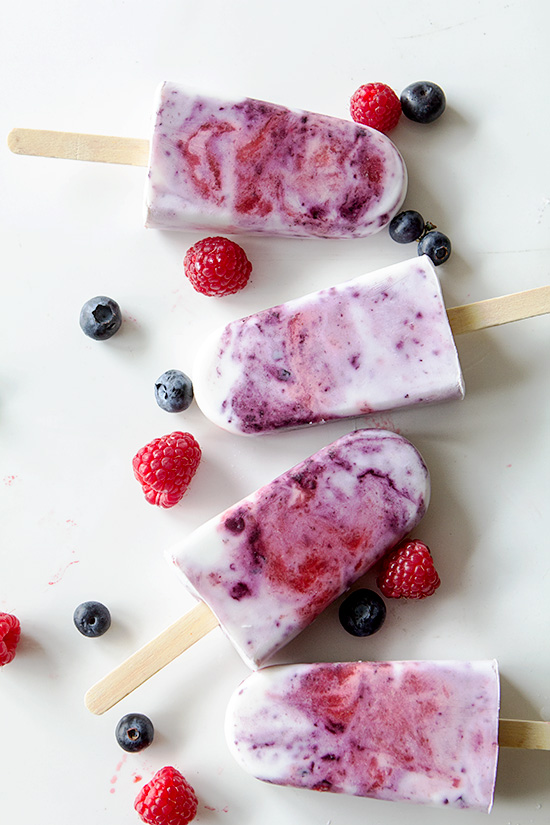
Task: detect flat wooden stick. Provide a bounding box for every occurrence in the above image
[499,718,550,750]
[448,286,550,335]
[8,128,149,166]
[85,601,219,715]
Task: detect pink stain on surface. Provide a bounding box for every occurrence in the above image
[366,415,399,433]
[48,552,80,586]
[109,754,128,794]
[4,475,17,486]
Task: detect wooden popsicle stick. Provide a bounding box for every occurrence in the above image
[499,718,550,750]
[7,128,150,166]
[84,601,219,715]
[448,286,550,335]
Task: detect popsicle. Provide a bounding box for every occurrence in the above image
[226,660,550,812]
[85,428,429,713]
[8,83,407,239]
[193,255,550,435]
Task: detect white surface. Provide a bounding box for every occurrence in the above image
[1,1,549,823]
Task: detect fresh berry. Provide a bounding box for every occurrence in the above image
[377,539,441,599]
[0,612,21,665]
[418,229,452,265]
[155,370,194,413]
[133,431,201,508]
[79,296,122,340]
[115,713,154,753]
[135,766,198,825]
[350,83,402,133]
[184,236,252,297]
[400,81,446,124]
[73,601,111,637]
[389,210,425,243]
[338,589,386,637]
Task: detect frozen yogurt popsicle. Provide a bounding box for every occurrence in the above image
[144,82,407,237]
[226,660,500,812]
[9,84,406,237]
[85,428,429,714]
[168,428,429,668]
[193,255,464,435]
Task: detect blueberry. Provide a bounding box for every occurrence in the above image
[115,713,154,753]
[338,589,386,637]
[418,230,452,266]
[154,369,194,413]
[73,601,111,637]
[389,210,425,243]
[79,296,122,340]
[400,81,446,124]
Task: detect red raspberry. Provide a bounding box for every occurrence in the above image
[133,432,201,509]
[184,236,252,296]
[350,83,402,133]
[135,766,198,825]
[0,612,21,665]
[377,539,441,599]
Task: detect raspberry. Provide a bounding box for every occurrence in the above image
[377,539,441,599]
[133,432,201,509]
[135,766,198,825]
[350,83,402,133]
[184,236,252,296]
[0,612,21,665]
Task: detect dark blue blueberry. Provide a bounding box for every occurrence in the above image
[154,369,194,413]
[338,589,386,637]
[389,210,425,243]
[73,601,111,637]
[115,713,154,752]
[400,81,446,124]
[79,296,122,340]
[418,230,452,266]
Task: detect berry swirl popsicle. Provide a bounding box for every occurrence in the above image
[167,427,429,669]
[9,83,407,239]
[144,82,407,238]
[226,660,500,811]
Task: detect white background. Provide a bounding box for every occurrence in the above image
[1,1,549,823]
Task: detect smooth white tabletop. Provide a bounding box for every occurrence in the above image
[2,1,549,823]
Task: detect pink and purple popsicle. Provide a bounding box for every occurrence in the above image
[145,82,407,238]
[167,428,429,668]
[226,659,500,812]
[193,255,464,435]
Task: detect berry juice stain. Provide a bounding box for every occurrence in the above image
[47,551,79,586]
[109,754,127,794]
